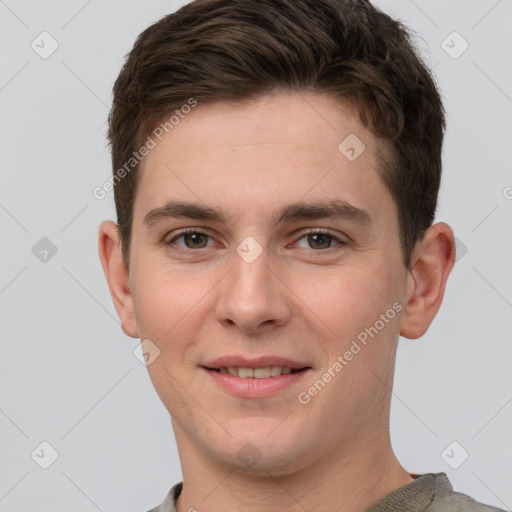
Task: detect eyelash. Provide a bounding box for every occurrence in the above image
[165,228,347,252]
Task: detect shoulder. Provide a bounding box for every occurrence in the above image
[145,482,183,512]
[426,473,506,512]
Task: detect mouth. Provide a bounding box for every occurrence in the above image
[200,356,313,397]
[203,366,311,378]
[202,364,312,398]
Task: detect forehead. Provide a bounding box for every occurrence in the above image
[134,92,396,230]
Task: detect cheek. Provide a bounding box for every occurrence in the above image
[132,267,211,404]
[132,263,211,345]
[292,263,397,339]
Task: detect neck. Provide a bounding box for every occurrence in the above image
[172,420,414,512]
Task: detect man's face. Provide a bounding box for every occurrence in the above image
[127,93,410,473]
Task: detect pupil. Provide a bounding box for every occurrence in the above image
[309,233,330,249]
[185,233,207,248]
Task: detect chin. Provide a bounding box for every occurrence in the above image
[207,425,311,474]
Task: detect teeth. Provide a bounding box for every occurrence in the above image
[270,366,282,377]
[217,366,299,378]
[238,367,254,378]
[254,367,270,378]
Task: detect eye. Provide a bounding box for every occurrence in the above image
[164,228,346,252]
[293,230,346,250]
[166,229,215,250]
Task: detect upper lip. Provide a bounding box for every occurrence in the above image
[202,355,312,370]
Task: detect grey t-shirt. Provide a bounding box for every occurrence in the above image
[147,472,506,512]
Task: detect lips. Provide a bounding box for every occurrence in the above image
[204,363,312,398]
[201,355,312,397]
[202,355,312,371]
[212,366,305,378]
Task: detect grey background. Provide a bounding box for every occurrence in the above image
[0,0,511,510]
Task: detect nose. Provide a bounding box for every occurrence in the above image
[215,243,292,334]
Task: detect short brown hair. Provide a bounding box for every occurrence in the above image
[108,0,445,269]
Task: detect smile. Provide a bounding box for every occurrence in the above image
[212,366,306,378]
[203,366,311,398]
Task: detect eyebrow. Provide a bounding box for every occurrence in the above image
[143,199,372,228]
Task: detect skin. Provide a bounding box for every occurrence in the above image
[99,92,455,512]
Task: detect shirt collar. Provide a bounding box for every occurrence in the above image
[365,473,451,511]
[155,472,452,512]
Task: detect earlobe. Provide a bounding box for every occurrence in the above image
[98,220,139,338]
[399,222,456,340]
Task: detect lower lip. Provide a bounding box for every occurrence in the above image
[203,367,311,398]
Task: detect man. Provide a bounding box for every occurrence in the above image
[98,0,505,510]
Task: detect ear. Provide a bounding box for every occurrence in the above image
[400,222,456,339]
[98,220,139,338]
